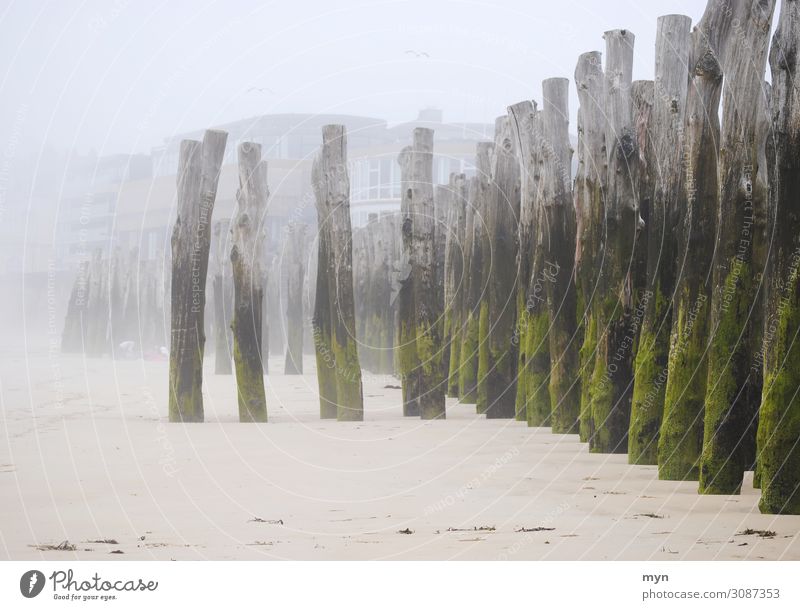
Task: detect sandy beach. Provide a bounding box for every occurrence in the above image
[1,350,798,561]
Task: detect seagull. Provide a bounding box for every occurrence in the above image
[247,86,276,95]
[404,50,430,58]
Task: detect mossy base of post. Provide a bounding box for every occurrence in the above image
[578,313,596,441]
[699,260,754,495]
[476,301,489,414]
[628,293,670,464]
[658,289,710,480]
[526,308,551,427]
[168,345,205,423]
[588,296,632,454]
[458,311,480,404]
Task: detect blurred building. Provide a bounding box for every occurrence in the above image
[47,109,494,270]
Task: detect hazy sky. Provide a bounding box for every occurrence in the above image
[1,0,710,157]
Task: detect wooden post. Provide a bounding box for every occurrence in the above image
[757,0,800,513]
[573,51,606,441]
[541,78,580,433]
[658,2,726,480]
[588,29,639,453]
[435,184,451,379]
[700,0,776,494]
[62,260,90,353]
[231,142,268,423]
[509,102,552,427]
[108,247,126,355]
[748,81,772,484]
[283,221,306,374]
[353,222,370,370]
[397,146,420,415]
[121,248,140,347]
[261,250,274,374]
[212,219,233,374]
[480,117,520,419]
[169,129,227,422]
[630,81,653,313]
[629,15,692,465]
[312,125,364,421]
[410,127,445,419]
[458,143,493,404]
[376,213,394,374]
[312,201,338,418]
[509,102,538,422]
[445,173,467,396]
[85,249,109,356]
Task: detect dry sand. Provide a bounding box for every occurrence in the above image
[1,350,799,560]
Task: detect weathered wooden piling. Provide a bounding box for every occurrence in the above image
[757,0,800,514]
[573,51,606,442]
[588,29,638,453]
[434,184,449,379]
[85,248,109,357]
[283,221,306,375]
[397,145,420,415]
[658,2,726,480]
[168,129,227,423]
[62,260,90,353]
[541,77,580,433]
[700,0,776,495]
[630,81,653,312]
[508,101,538,422]
[212,219,233,374]
[629,15,692,465]
[409,128,446,419]
[312,125,364,421]
[479,117,520,419]
[445,173,467,397]
[312,210,338,418]
[231,142,268,423]
[509,102,552,427]
[458,143,493,404]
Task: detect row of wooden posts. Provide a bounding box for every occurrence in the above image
[164,0,798,515]
[351,0,798,515]
[61,247,167,356]
[168,134,324,424]
[209,216,311,377]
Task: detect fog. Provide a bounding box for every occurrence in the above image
[1,0,705,156]
[0,0,706,348]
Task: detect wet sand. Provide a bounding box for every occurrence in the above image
[1,351,798,560]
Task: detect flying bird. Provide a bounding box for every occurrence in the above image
[247,86,276,95]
